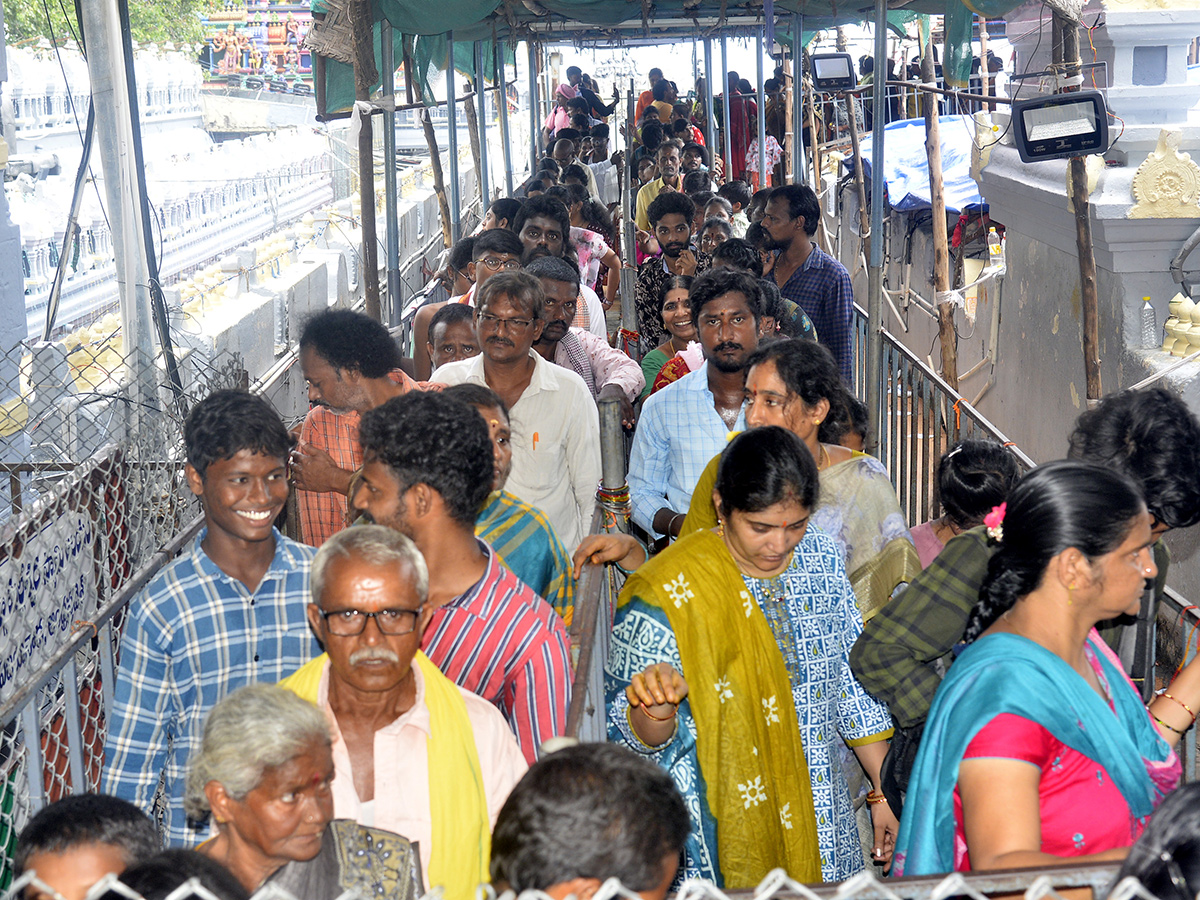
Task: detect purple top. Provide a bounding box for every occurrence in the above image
[910,520,946,569]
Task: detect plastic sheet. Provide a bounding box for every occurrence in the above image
[856,115,985,215]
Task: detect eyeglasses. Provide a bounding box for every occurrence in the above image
[318,605,424,636]
[478,257,521,272]
[478,313,534,331]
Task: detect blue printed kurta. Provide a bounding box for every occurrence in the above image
[605,527,893,883]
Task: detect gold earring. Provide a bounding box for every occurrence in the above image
[717,520,725,537]
[1067,582,1075,605]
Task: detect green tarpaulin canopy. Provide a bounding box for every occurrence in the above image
[314,0,1026,117]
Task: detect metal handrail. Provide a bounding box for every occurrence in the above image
[1154,586,1199,781]
[724,860,1123,900]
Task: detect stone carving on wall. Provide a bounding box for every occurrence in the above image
[1128,128,1200,219]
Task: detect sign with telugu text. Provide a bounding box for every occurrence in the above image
[0,510,99,706]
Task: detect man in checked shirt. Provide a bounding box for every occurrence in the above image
[103,390,319,845]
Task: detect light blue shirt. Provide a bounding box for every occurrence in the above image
[628,361,746,536]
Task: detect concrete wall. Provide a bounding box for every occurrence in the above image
[833,138,1200,598]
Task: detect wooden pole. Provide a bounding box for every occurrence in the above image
[405,42,453,249]
[923,31,957,388]
[349,0,381,320]
[804,70,821,192]
[1059,13,1102,403]
[978,18,992,112]
[463,83,483,204]
[844,90,870,239]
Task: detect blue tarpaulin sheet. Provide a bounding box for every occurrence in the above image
[856,115,984,215]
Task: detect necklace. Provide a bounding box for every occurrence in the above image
[717,405,740,429]
[817,443,830,471]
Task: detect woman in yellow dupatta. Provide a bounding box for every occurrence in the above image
[604,427,897,888]
[682,339,921,622]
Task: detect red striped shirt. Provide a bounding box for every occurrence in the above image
[421,541,573,762]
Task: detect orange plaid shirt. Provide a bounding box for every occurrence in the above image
[296,370,433,546]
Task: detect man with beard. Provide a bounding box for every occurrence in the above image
[350,392,572,764]
[293,309,432,546]
[513,195,606,339]
[628,268,759,541]
[525,255,643,428]
[634,139,685,232]
[431,271,600,552]
[633,191,711,347]
[762,184,854,383]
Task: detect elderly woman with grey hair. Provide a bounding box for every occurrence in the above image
[186,684,421,899]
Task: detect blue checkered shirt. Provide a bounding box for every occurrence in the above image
[771,245,855,383]
[629,362,746,536]
[103,529,319,845]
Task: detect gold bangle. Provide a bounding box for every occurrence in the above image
[1153,714,1187,737]
[866,790,888,805]
[639,704,678,722]
[1161,691,1197,723]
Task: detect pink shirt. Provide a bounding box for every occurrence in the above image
[553,327,646,402]
[314,660,528,881]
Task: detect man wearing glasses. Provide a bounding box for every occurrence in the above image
[352,391,573,762]
[283,523,528,892]
[411,229,522,380]
[432,271,601,553]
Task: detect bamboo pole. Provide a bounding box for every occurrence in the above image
[978,18,992,113]
[844,90,870,238]
[405,42,453,248]
[349,0,381,320]
[1059,14,1102,404]
[922,30,957,388]
[463,84,483,202]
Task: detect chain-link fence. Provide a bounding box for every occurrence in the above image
[0,338,248,887]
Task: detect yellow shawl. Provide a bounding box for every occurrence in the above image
[279,652,489,900]
[620,529,822,886]
[682,450,921,621]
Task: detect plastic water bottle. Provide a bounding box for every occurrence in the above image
[1141,297,1157,349]
[987,226,1005,274]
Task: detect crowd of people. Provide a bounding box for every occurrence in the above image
[15,62,1200,900]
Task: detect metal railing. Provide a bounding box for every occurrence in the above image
[1155,586,1200,782]
[851,303,1036,528]
[5,857,1170,900]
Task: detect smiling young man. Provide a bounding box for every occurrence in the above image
[104,390,320,847]
[628,268,760,542]
[633,191,712,348]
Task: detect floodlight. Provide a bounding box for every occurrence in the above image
[810,54,857,92]
[1011,90,1109,163]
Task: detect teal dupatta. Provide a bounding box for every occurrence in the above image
[893,631,1179,876]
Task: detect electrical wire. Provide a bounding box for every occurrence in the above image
[972,0,1050,152]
